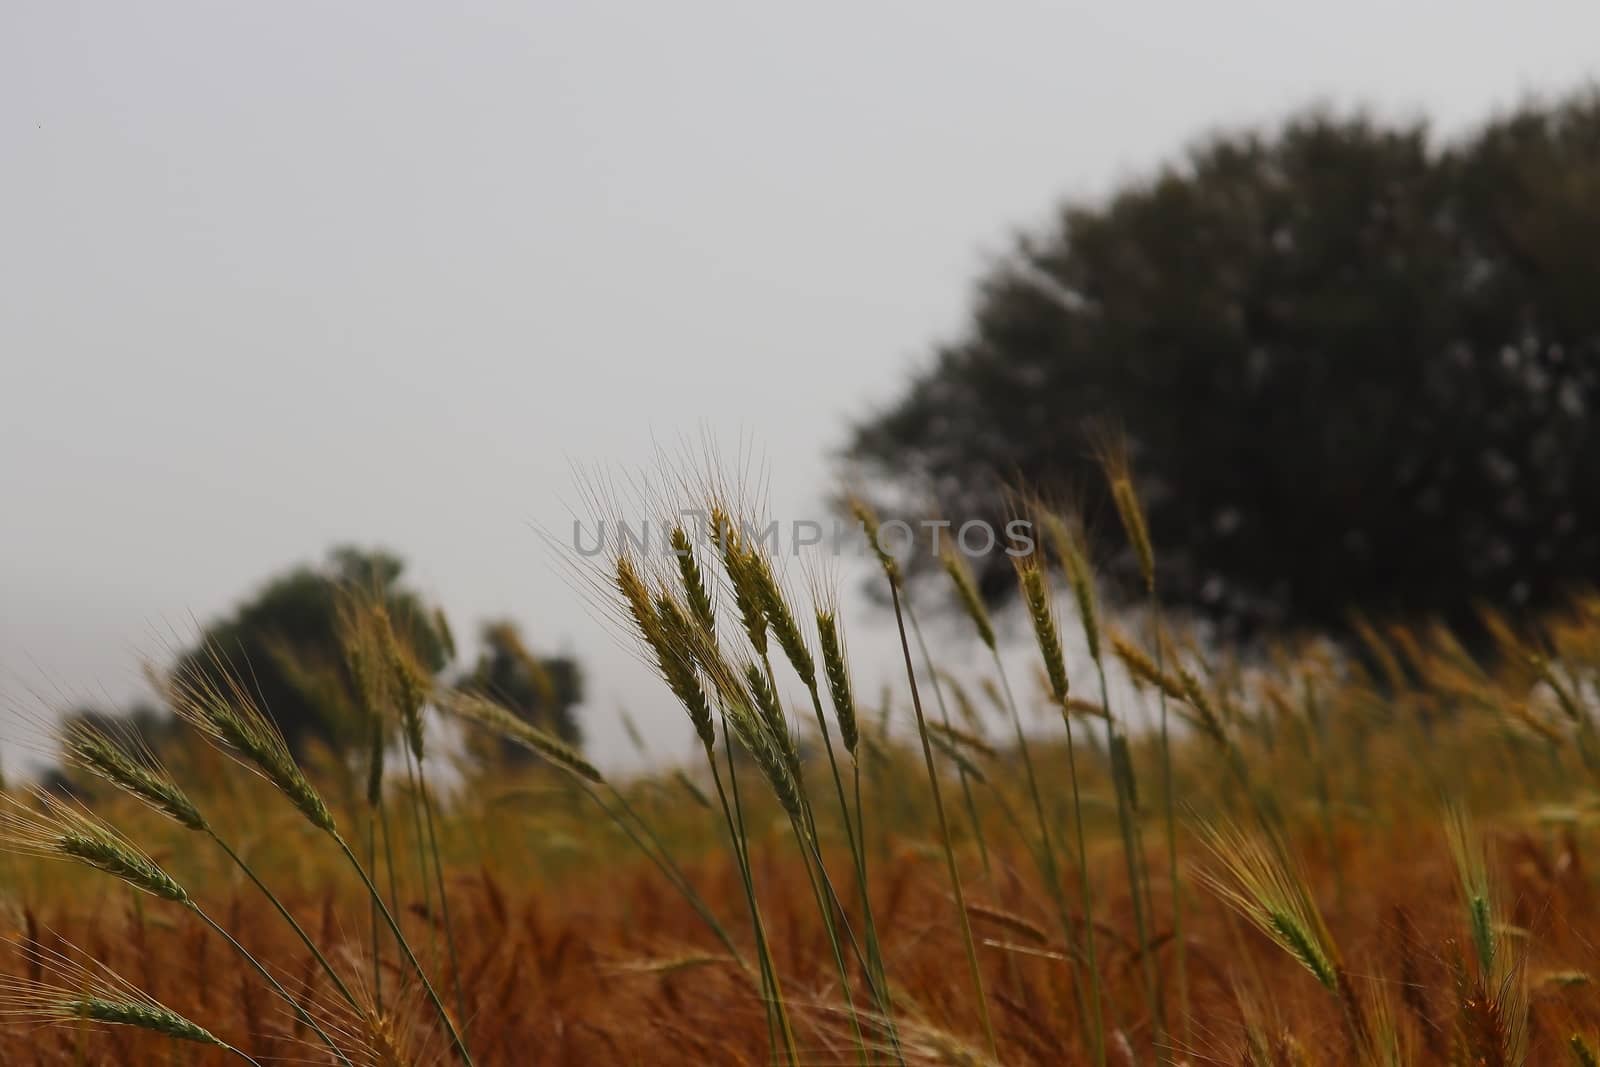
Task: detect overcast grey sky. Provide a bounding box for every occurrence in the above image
[4,1,1597,772]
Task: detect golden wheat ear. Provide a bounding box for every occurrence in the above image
[1038,507,1102,664]
[1014,555,1070,705]
[847,494,901,584]
[1091,429,1157,592]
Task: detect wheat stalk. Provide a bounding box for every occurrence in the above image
[61,721,206,832]
[816,611,859,756]
[670,524,719,638]
[169,660,336,833]
[616,555,716,750]
[0,791,188,903]
[59,720,363,1017]
[854,495,998,1060]
[0,791,357,1063]
[167,648,471,1063]
[0,936,270,1063]
[941,548,996,652]
[1198,817,1370,1056]
[1038,505,1167,1056]
[1014,553,1106,1064]
[440,691,601,782]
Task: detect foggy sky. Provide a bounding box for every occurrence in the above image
[4,1,1597,772]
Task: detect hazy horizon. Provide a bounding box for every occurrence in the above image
[5,1,1599,774]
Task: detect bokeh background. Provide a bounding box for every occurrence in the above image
[5,1,1599,774]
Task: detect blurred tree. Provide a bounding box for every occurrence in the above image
[846,91,1600,632]
[50,702,181,795]
[457,620,584,765]
[61,703,177,751]
[169,546,448,757]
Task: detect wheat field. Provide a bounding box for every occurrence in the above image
[4,467,1600,1066]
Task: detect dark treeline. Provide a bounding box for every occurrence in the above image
[848,89,1600,636]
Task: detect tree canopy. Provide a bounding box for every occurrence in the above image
[846,91,1600,632]
[163,547,586,766]
[168,546,450,757]
[457,619,584,765]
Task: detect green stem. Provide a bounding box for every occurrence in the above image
[888,580,998,1059]
[993,648,1105,1066]
[329,831,474,1065]
[189,904,354,1066]
[377,791,401,947]
[1149,598,1189,1050]
[207,831,359,1012]
[402,752,437,974]
[851,761,888,997]
[789,818,869,1065]
[756,654,876,1060]
[1305,680,1345,912]
[1096,655,1166,1059]
[595,780,747,967]
[709,738,797,1065]
[417,765,469,1042]
[1056,696,1105,1067]
[799,682,903,1061]
[755,653,883,993]
[906,607,991,879]
[366,804,382,1014]
[851,757,904,1064]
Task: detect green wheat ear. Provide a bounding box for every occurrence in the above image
[725,701,804,821]
[0,792,188,903]
[1094,435,1156,592]
[62,722,207,832]
[709,509,770,655]
[1267,910,1339,992]
[70,997,224,1046]
[651,593,718,749]
[746,551,816,687]
[441,691,603,783]
[670,525,718,639]
[59,831,189,903]
[169,661,336,834]
[1198,819,1345,995]
[815,610,858,755]
[1,935,223,1045]
[941,547,995,651]
[379,611,430,761]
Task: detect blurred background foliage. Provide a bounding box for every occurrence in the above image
[847,90,1600,636]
